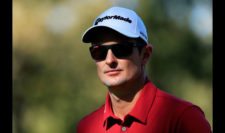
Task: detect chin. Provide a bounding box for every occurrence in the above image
[102,77,128,88]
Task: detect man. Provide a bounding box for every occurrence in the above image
[77,6,211,133]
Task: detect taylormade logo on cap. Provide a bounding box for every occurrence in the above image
[82,6,149,44]
[94,15,132,25]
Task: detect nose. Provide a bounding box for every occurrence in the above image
[105,49,118,68]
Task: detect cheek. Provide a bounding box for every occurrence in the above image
[126,50,143,70]
[96,63,102,73]
[96,62,105,78]
[123,60,142,77]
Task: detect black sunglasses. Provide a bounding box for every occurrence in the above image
[89,42,145,61]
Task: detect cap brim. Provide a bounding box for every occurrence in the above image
[82,25,139,43]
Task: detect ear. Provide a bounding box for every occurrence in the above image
[141,44,152,66]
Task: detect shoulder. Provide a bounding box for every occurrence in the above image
[76,104,105,133]
[154,88,205,121]
[155,89,211,132]
[155,89,195,110]
[175,105,212,132]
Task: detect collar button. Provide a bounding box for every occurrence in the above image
[121,126,127,132]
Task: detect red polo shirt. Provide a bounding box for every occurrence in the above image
[77,80,211,133]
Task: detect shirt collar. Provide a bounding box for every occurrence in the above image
[103,80,157,125]
[128,80,157,123]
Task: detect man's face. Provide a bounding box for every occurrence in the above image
[90,33,148,89]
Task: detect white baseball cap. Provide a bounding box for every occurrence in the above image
[82,6,149,44]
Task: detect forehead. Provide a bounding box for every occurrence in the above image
[91,28,136,44]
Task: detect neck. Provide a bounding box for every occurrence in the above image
[108,75,147,120]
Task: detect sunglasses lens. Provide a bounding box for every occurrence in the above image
[89,46,107,60]
[112,45,133,58]
[89,43,138,60]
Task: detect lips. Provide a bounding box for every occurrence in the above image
[104,69,122,76]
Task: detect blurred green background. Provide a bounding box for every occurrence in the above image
[13,0,212,132]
